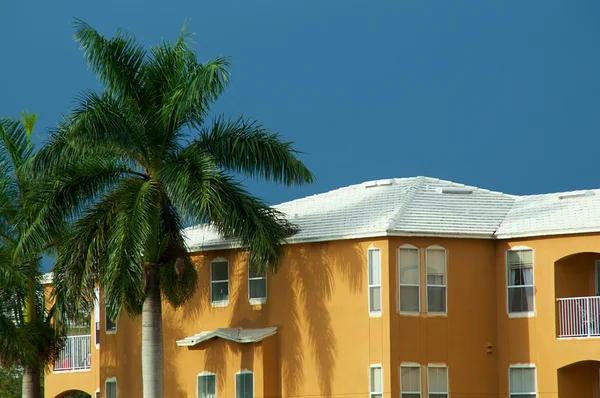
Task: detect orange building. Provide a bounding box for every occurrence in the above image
[44,177,600,398]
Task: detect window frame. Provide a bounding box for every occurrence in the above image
[210,258,230,307]
[427,364,449,398]
[234,370,254,398]
[425,246,447,315]
[248,262,267,305]
[506,247,535,317]
[197,371,217,398]
[398,245,420,315]
[368,248,383,317]
[369,364,383,398]
[105,377,117,398]
[400,363,422,398]
[508,364,537,397]
[104,306,117,334]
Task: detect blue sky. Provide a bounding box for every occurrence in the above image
[2,1,600,204]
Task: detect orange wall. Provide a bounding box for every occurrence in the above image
[388,237,498,398]
[496,234,600,398]
[44,232,600,398]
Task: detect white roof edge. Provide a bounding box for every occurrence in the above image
[41,272,53,284]
[496,226,600,240]
[187,230,497,253]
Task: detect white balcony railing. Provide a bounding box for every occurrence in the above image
[54,335,91,371]
[557,296,600,338]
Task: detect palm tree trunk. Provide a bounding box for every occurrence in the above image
[22,366,41,398]
[22,275,41,398]
[142,263,164,398]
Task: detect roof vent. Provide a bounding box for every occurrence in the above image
[436,187,474,194]
[377,179,394,186]
[558,191,595,200]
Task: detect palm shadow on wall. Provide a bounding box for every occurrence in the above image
[201,241,366,397]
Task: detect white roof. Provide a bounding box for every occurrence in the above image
[176,327,277,347]
[184,177,520,251]
[495,189,600,239]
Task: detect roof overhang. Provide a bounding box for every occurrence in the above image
[176,327,277,347]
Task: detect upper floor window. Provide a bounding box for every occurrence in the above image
[507,249,534,315]
[428,365,448,398]
[368,248,382,315]
[198,372,216,398]
[400,364,421,398]
[509,366,536,397]
[211,258,229,306]
[248,262,267,304]
[235,371,254,398]
[398,246,420,313]
[426,247,447,313]
[105,306,117,333]
[105,378,117,398]
[370,365,383,398]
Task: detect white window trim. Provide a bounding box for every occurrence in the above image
[105,306,117,335]
[234,370,254,398]
[248,262,267,305]
[369,364,383,398]
[508,364,537,397]
[506,247,535,318]
[368,248,382,317]
[95,388,100,398]
[105,377,117,398]
[197,371,217,398]
[398,245,420,315]
[210,258,230,307]
[427,364,449,397]
[400,363,422,398]
[426,246,447,315]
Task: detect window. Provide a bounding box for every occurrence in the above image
[105,378,117,398]
[370,365,383,398]
[399,246,420,313]
[426,247,446,313]
[235,371,253,398]
[105,306,117,333]
[248,262,267,304]
[400,365,421,398]
[368,248,382,315]
[509,366,536,397]
[428,366,448,398]
[507,249,534,314]
[198,373,216,398]
[211,259,229,305]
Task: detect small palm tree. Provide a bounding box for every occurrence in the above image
[28,21,313,398]
[0,114,62,398]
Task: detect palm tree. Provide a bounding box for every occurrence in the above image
[27,21,313,398]
[0,114,62,398]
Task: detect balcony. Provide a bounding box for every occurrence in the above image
[557,296,600,338]
[54,335,92,372]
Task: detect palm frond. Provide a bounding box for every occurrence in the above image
[196,115,314,186]
[159,148,296,269]
[16,154,139,259]
[0,117,33,174]
[73,18,146,103]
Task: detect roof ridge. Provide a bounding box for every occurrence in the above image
[384,177,426,231]
[272,177,421,208]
